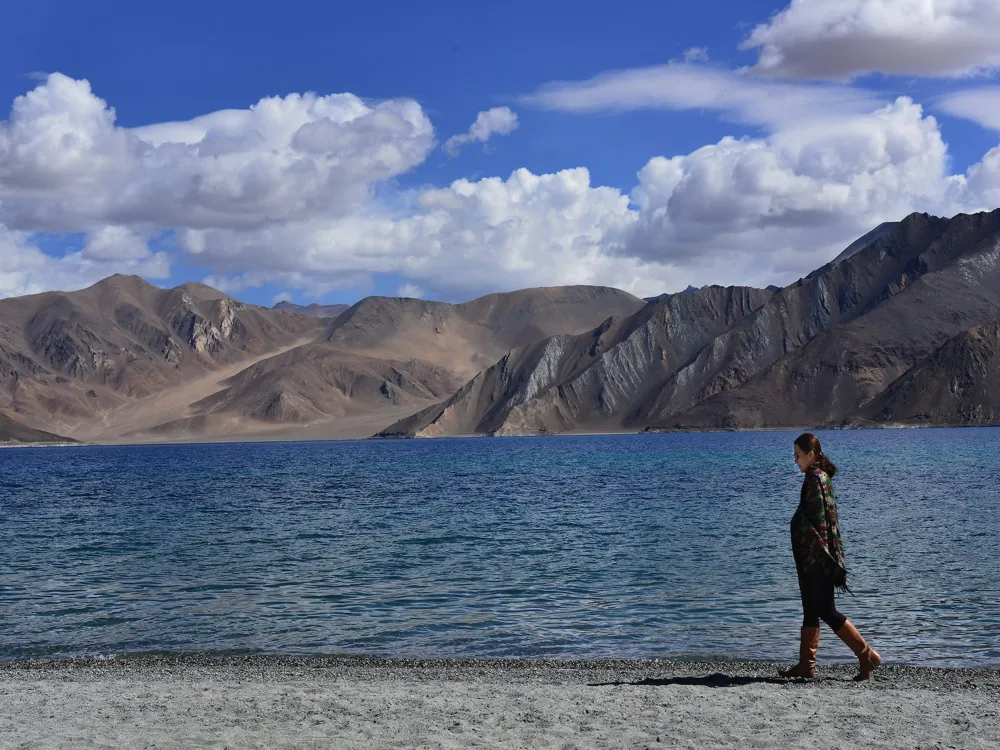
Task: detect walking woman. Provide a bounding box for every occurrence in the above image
[779,433,881,681]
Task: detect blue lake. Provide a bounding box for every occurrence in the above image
[1,429,997,666]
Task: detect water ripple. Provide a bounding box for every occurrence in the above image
[1,429,998,665]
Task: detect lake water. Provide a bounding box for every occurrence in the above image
[1,429,998,666]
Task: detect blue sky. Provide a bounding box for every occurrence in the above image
[2,0,1000,306]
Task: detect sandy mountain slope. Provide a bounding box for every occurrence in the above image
[0,412,77,445]
[0,275,323,439]
[326,286,647,379]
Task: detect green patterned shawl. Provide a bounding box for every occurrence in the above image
[791,465,850,592]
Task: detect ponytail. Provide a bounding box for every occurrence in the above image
[816,453,837,478]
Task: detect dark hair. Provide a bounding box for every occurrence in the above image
[794,432,837,477]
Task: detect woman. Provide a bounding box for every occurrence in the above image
[778,433,881,681]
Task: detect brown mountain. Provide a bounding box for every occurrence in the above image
[0,279,646,442]
[326,286,647,378]
[0,275,323,440]
[380,209,1000,437]
[379,286,774,437]
[0,412,77,445]
[128,285,647,440]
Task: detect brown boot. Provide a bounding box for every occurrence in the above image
[778,626,820,678]
[835,619,881,681]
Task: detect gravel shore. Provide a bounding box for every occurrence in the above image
[2,656,998,748]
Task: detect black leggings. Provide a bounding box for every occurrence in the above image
[798,569,847,631]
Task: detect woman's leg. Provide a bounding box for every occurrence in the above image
[779,572,821,678]
[803,570,881,680]
[798,572,822,629]
[805,571,847,633]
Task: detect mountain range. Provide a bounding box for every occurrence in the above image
[379,209,1000,437]
[2,209,999,445]
[0,277,643,443]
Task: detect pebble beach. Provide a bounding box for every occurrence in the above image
[2,656,998,749]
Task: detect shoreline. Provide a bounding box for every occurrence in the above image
[3,656,997,748]
[3,654,1000,681]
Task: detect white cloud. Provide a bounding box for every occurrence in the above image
[0,225,171,299]
[957,145,1000,211]
[397,282,425,298]
[443,107,519,157]
[3,70,1000,306]
[683,47,709,63]
[271,291,293,305]
[522,63,882,130]
[174,168,680,299]
[0,73,136,191]
[626,98,955,273]
[0,73,434,232]
[742,0,1000,80]
[82,225,151,261]
[936,87,1000,132]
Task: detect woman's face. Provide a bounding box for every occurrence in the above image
[793,444,814,473]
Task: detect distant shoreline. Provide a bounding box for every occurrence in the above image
[4,421,1000,449]
[0,441,84,449]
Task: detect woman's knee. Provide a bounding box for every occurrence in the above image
[821,610,847,632]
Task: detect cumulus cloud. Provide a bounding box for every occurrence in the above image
[0,73,434,232]
[627,97,957,274]
[742,0,1000,80]
[82,225,151,261]
[522,63,882,130]
[271,291,293,305]
[0,225,170,299]
[443,107,519,157]
[958,146,1000,211]
[174,167,678,299]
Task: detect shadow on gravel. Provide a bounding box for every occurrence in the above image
[588,673,789,688]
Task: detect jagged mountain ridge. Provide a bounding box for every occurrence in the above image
[380,286,775,437]
[381,210,1000,437]
[657,209,1000,428]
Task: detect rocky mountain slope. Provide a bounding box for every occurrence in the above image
[379,286,775,437]
[853,323,1000,426]
[326,286,647,379]
[380,210,1000,437]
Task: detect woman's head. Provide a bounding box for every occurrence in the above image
[793,433,837,477]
